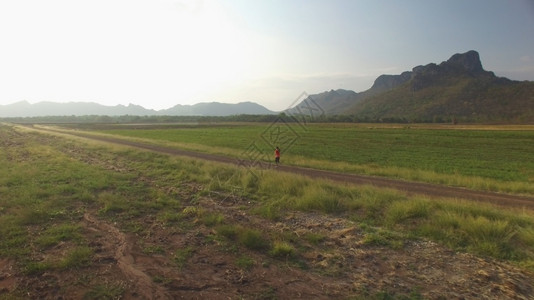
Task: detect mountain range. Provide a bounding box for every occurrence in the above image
[293,50,534,122]
[2,50,533,122]
[0,101,275,118]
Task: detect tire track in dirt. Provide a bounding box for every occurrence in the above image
[38,127,534,210]
[83,213,171,299]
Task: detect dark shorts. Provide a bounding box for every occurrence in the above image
[275,157,280,163]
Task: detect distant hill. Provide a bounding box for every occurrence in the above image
[288,72,414,116]
[0,101,276,118]
[292,50,534,123]
[160,101,276,116]
[0,101,156,117]
[286,89,359,115]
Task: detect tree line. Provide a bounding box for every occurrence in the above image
[0,113,517,124]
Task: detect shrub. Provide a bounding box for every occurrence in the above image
[24,261,53,275]
[304,232,326,245]
[239,228,269,251]
[385,198,432,227]
[216,224,239,240]
[236,256,255,270]
[97,192,128,215]
[295,185,345,213]
[202,213,225,226]
[174,247,194,269]
[182,206,202,217]
[270,241,295,258]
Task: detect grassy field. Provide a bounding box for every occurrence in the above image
[83,123,534,195]
[2,123,534,298]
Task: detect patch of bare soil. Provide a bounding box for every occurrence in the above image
[6,200,531,299]
[0,259,16,294]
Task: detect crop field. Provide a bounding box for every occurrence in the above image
[1,123,534,299]
[87,123,534,195]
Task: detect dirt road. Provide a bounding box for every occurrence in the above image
[40,127,534,210]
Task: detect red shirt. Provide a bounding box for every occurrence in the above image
[275,149,280,157]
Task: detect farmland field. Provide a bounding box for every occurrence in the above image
[85,123,534,195]
[1,123,534,299]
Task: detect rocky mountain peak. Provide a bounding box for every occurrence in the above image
[410,50,493,90]
[412,50,487,77]
[442,50,484,73]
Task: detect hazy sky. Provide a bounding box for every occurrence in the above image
[1,0,533,111]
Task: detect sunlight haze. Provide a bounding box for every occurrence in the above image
[1,0,533,111]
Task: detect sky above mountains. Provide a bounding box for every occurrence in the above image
[1,0,533,111]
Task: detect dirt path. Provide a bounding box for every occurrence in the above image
[40,127,534,210]
[83,213,172,299]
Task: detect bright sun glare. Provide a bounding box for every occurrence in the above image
[0,0,263,109]
[166,1,256,101]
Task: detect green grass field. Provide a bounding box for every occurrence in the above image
[3,124,534,266]
[2,123,534,298]
[89,123,534,194]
